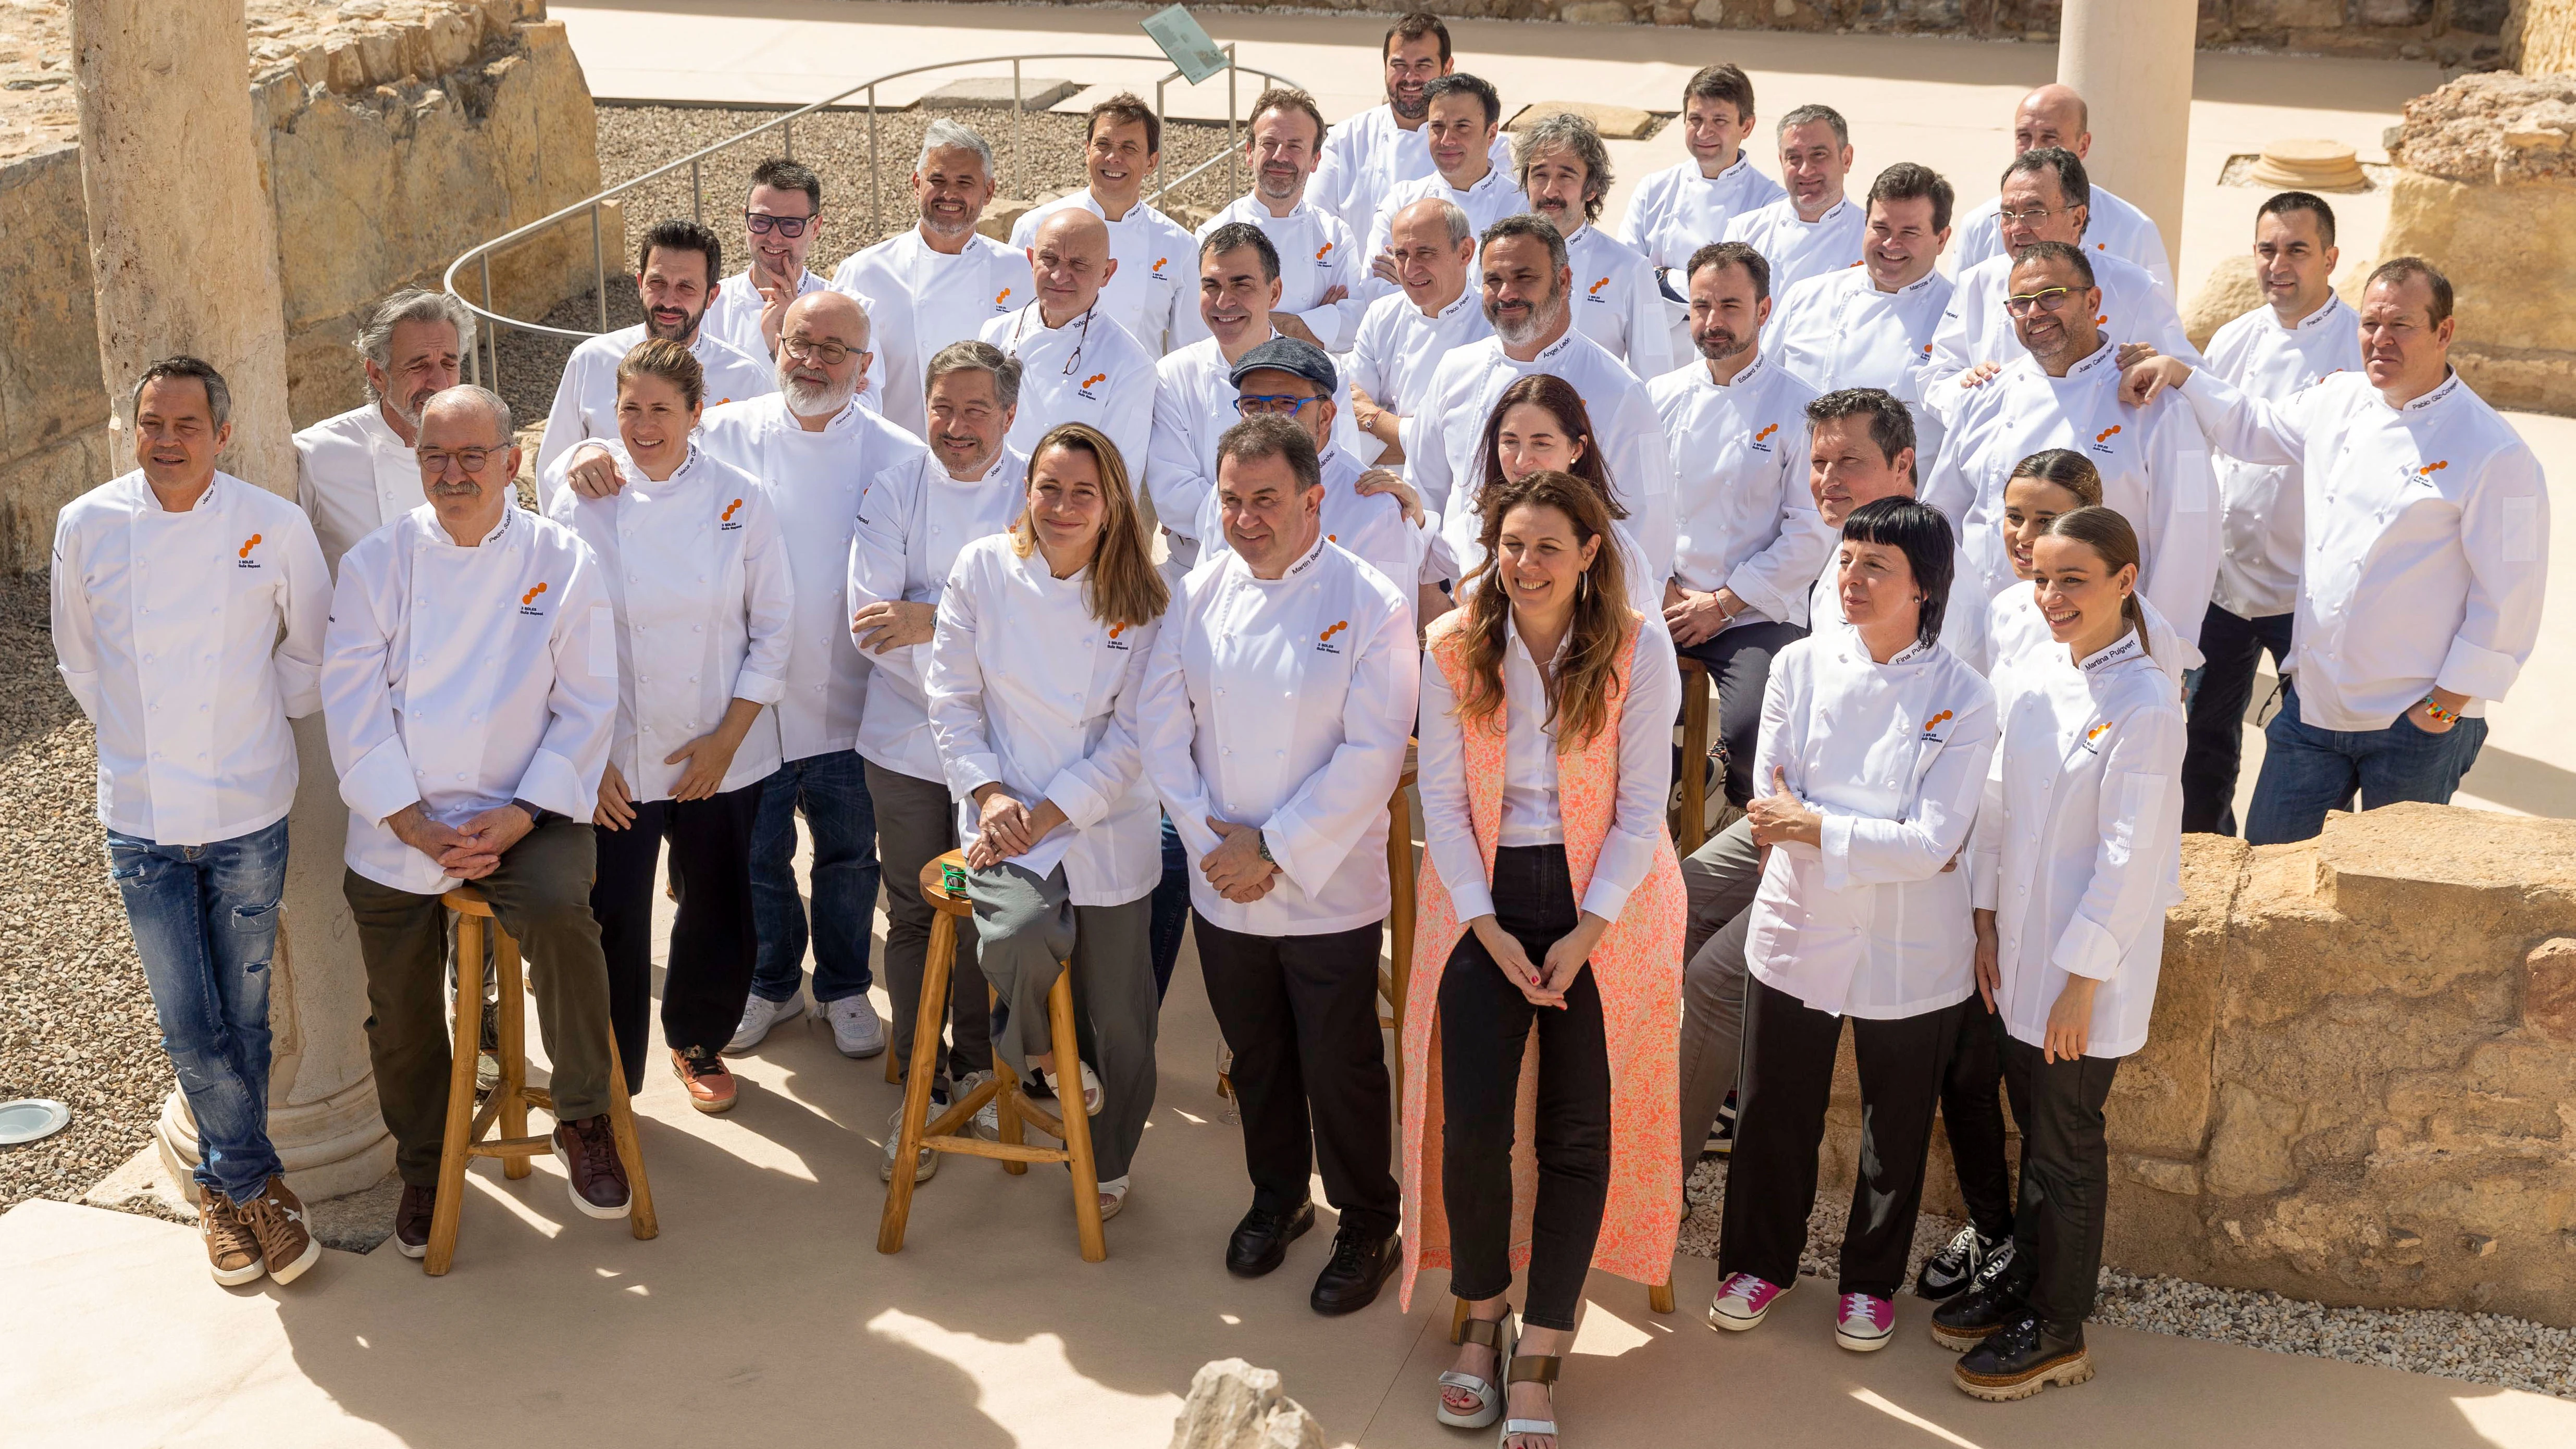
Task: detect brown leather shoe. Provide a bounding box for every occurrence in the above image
[671,1047,738,1113]
[552,1114,633,1219]
[199,1191,265,1285]
[236,1176,323,1285]
[394,1183,435,1259]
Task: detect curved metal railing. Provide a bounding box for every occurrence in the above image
[440,46,1299,390]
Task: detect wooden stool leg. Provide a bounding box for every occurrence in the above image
[605,1032,657,1240]
[1649,1280,1676,1315]
[424,913,484,1275]
[876,908,957,1254]
[1677,664,1710,854]
[1048,965,1107,1263]
[496,925,530,1181]
[1385,784,1414,1105]
[993,984,1029,1176]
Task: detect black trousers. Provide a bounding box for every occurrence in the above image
[1719,975,1964,1299]
[1939,997,2016,1241]
[590,783,763,1088]
[1998,1035,2121,1329]
[1438,845,1610,1332]
[1195,913,1400,1240]
[2182,602,2293,835]
[1677,619,1807,808]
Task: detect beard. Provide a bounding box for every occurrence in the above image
[782,370,857,419]
[1488,295,1564,348]
[1693,326,1751,363]
[644,304,703,343]
[385,385,432,432]
[1390,87,1427,122]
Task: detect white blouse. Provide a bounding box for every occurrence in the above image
[924,535,1162,906]
[1417,613,1679,925]
[1971,628,2186,1059]
[1741,633,1999,1020]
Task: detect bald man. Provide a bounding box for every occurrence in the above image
[1951,84,2174,296]
[980,208,1158,481]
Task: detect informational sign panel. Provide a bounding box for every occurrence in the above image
[1142,5,1227,84]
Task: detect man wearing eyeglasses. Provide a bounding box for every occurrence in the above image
[1922,241,2219,649]
[833,119,1023,437]
[701,158,839,370]
[1950,85,2176,298]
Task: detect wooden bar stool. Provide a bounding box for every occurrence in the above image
[424,885,658,1275]
[1671,658,1713,854]
[877,849,1108,1263]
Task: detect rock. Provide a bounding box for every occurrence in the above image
[2182,254,2262,350]
[1506,100,1658,140]
[2523,938,2576,1042]
[918,77,1082,113]
[1168,1360,1326,1449]
[1558,2,1637,25]
[979,197,1037,242]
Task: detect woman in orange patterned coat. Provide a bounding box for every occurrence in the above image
[1400,469,1687,1449]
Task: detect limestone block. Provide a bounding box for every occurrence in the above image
[1559,2,1638,24]
[2232,0,2343,25]
[325,40,365,93]
[357,26,405,85]
[981,197,1038,242]
[2204,1084,2300,1198]
[1506,101,1658,140]
[2183,255,2261,350]
[1168,1360,1326,1449]
[2525,938,2576,1042]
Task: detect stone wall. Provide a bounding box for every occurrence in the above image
[0,1,601,573]
[1819,804,2576,1326]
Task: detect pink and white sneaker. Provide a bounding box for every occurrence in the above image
[1707,1272,1789,1331]
[1836,1292,1896,1351]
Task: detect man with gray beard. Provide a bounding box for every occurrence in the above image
[294,288,476,571]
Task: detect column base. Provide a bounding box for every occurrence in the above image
[153,1072,395,1204]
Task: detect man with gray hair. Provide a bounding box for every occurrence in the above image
[834,119,1024,435]
[1518,108,1676,378]
[1720,104,1864,294]
[1346,197,1489,469]
[294,287,476,569]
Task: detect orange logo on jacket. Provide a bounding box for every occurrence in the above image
[522,581,549,606]
[1108,622,1129,638]
[1315,241,1335,260]
[1754,423,1779,443]
[722,498,744,522]
[2417,460,2449,476]
[1319,620,1349,642]
[238,532,262,559]
[1588,277,1611,296]
[1923,709,1953,734]
[1082,373,1107,391]
[2095,424,2122,444]
[995,286,1014,306]
[2086,721,2112,746]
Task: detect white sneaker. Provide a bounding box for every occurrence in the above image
[880,1101,939,1184]
[725,989,806,1056]
[825,994,886,1059]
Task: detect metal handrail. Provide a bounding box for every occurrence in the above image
[440,46,1298,391]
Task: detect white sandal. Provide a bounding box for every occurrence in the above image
[1039,1061,1103,1116]
[1096,1174,1130,1221]
[1435,1310,1514,1429]
[1499,1350,1562,1448]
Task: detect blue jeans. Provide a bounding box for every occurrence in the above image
[2244,681,2489,846]
[106,816,289,1202]
[1149,813,1190,1001]
[748,752,880,1005]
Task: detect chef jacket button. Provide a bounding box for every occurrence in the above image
[694,624,703,633]
[689,675,699,683]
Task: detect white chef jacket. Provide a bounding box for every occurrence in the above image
[1616,154,1788,278]
[1923,342,2219,659]
[1963,578,2193,690]
[1651,352,1831,626]
[1348,286,1491,465]
[2178,366,2549,732]
[1765,265,1954,468]
[1971,627,2185,1059]
[979,302,1158,490]
[699,266,830,368]
[831,227,1025,437]
[1722,196,1865,298]
[1925,251,2198,410]
[1008,190,1206,356]
[323,502,617,894]
[2198,294,2365,621]
[1139,534,1419,935]
[293,403,422,572]
[924,533,1161,905]
[1410,328,1678,589]
[1563,223,1679,380]
[698,394,925,762]
[1417,614,1678,925]
[1196,195,1369,354]
[543,441,793,801]
[848,446,1032,783]
[1743,634,1998,1020]
[1147,327,1364,566]
[535,324,778,500]
[1309,102,1516,242]
[1955,183,2175,299]
[1193,442,1425,597]
[52,471,329,847]
[1363,167,1532,300]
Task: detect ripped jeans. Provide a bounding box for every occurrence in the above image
[106,815,289,1202]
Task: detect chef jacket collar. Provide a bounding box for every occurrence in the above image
[2077,626,2147,674]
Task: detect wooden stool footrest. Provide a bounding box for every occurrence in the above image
[928,1135,1073,1166]
[467,1134,556,1159]
[1011,1096,1068,1142]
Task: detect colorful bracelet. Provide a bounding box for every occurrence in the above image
[2419,695,2461,725]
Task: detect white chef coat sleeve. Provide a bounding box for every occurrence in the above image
[1259,589,1420,897]
[2134,278,2202,368]
[2052,697,2185,981]
[1581,623,1680,921]
[321,552,424,826]
[47,515,103,721]
[2176,367,2305,468]
[2440,443,2551,705]
[1297,224,1367,353]
[923,552,1002,801]
[520,542,621,819]
[1413,642,1490,920]
[1968,712,2005,914]
[272,511,332,719]
[847,465,934,695]
[1138,595,1222,864]
[1309,137,1354,235]
[1105,357,1160,500]
[731,487,794,705]
[2135,404,2221,651]
[1147,359,1216,542]
[1046,618,1158,833]
[1608,394,1679,587]
[1745,648,1800,852]
[1924,293,1976,398]
[534,351,594,502]
[1918,400,1980,530]
[1622,258,1680,380]
[1725,460,1835,625]
[292,442,323,534]
[1818,684,1998,893]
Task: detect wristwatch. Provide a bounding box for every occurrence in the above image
[1255,830,1274,865]
[511,798,559,827]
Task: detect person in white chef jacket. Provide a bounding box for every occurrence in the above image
[54,357,332,1286]
[1618,64,1786,356]
[1138,415,1418,1314]
[981,207,1158,482]
[1942,505,2185,1403]
[1705,498,1997,1356]
[925,421,1168,1221]
[1925,150,2197,405]
[847,340,1031,1177]
[1361,73,1529,299]
[2177,192,2363,836]
[1346,197,1490,467]
[1765,163,1956,469]
[1720,105,1865,298]
[1009,94,1203,356]
[2123,257,2549,847]
[543,339,795,1117]
[535,219,776,493]
[1307,12,1514,244]
[1949,449,2193,685]
[1950,85,2175,298]
[326,385,632,1256]
[1651,239,1830,810]
[1410,215,1678,590]
[698,157,835,367]
[832,119,1024,437]
[1195,88,1367,355]
[1923,243,2219,655]
[1515,109,1675,380]
[293,288,473,571]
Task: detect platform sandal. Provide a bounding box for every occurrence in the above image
[1500,1349,1562,1448]
[1435,1308,1515,1429]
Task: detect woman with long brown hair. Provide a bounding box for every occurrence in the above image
[1436,373,1664,622]
[1398,469,1687,1448]
[924,423,1167,1219]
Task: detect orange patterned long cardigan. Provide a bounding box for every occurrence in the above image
[1397,609,1688,1313]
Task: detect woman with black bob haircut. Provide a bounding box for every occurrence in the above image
[1705,497,2001,1355]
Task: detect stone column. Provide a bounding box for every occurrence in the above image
[71,0,393,1200]
[2058,0,2196,280]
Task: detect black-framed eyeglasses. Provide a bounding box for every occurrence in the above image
[2003,286,2080,317]
[782,333,856,366]
[417,447,496,474]
[745,210,815,238]
[1996,204,2057,226]
[1235,393,1321,417]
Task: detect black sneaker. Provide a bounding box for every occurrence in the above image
[1953,1314,2092,1401]
[1917,1223,2011,1300]
[1309,1224,1401,1316]
[393,1183,436,1259]
[1225,1199,1316,1278]
[1929,1262,2024,1352]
